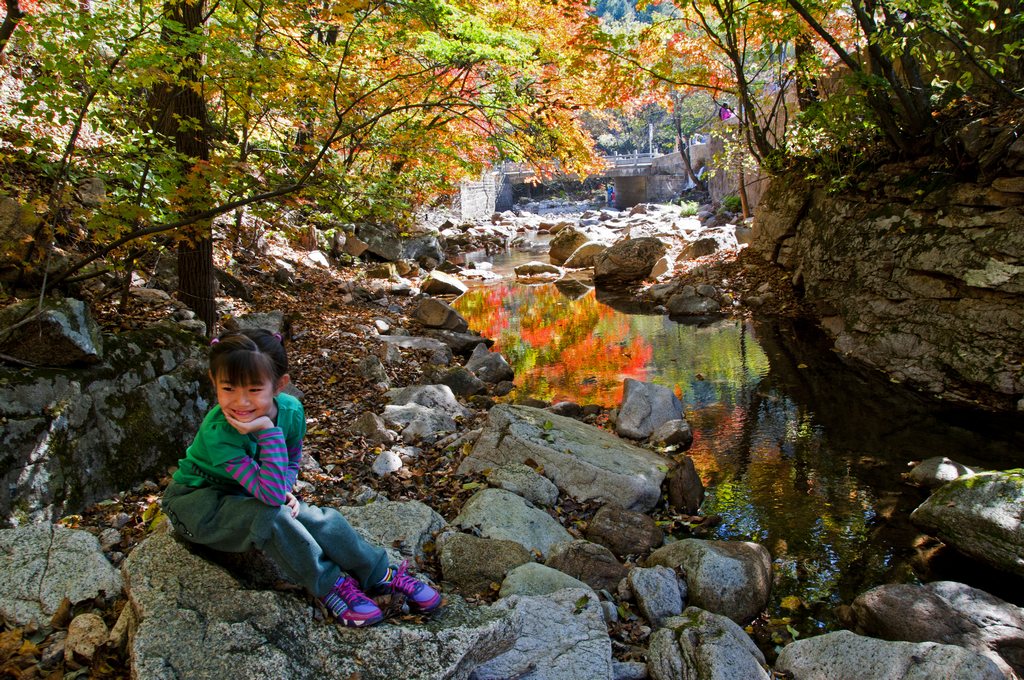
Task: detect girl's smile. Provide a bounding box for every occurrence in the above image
[213,377,280,424]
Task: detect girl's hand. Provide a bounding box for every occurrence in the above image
[224,413,275,435]
[284,492,300,518]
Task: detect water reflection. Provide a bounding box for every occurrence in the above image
[453,279,1024,636]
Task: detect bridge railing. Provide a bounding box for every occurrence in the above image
[496,152,659,179]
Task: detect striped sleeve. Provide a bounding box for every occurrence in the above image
[284,440,302,490]
[223,427,290,505]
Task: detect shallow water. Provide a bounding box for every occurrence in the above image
[453,246,1024,640]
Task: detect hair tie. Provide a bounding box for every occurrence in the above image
[273,332,283,341]
[210,338,220,345]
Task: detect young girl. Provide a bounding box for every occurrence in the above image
[162,328,441,627]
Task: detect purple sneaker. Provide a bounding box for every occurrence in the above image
[382,561,442,613]
[321,576,384,627]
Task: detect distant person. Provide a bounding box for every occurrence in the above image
[606,184,614,205]
[610,188,616,206]
[717,102,734,120]
[162,328,442,627]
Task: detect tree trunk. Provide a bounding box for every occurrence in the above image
[160,0,216,335]
[0,0,24,56]
[794,32,818,111]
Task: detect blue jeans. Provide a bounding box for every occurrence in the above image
[162,482,388,597]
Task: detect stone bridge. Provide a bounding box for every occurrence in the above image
[460,147,709,219]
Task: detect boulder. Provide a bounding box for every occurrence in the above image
[340,500,446,564]
[775,629,1005,680]
[439,532,534,595]
[470,588,612,680]
[376,335,454,365]
[385,384,472,420]
[421,270,469,296]
[413,298,470,332]
[464,344,515,384]
[452,488,573,559]
[499,563,594,598]
[905,456,977,489]
[0,297,104,366]
[563,242,608,268]
[515,261,562,277]
[646,539,772,625]
[910,469,1024,577]
[647,608,769,680]
[428,365,487,398]
[544,540,627,593]
[423,329,494,356]
[549,227,590,265]
[666,457,705,515]
[593,237,667,285]
[0,525,123,626]
[616,378,684,440]
[1,324,207,524]
[348,412,395,445]
[485,463,559,507]
[851,581,1024,677]
[680,227,739,259]
[356,223,444,267]
[651,419,694,449]
[124,530,518,680]
[628,566,684,628]
[586,504,664,558]
[666,285,722,316]
[458,405,672,512]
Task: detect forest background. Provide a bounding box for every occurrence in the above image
[0,0,1022,335]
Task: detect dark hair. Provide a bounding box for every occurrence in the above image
[208,328,288,386]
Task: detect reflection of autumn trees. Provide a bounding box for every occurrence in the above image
[456,283,651,404]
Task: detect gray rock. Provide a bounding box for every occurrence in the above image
[376,335,454,365]
[515,261,562,277]
[851,581,1024,678]
[228,310,286,335]
[616,378,684,440]
[594,237,667,285]
[666,286,722,316]
[413,298,470,332]
[371,449,403,476]
[905,456,977,489]
[586,504,664,558]
[499,563,594,598]
[547,401,584,419]
[0,297,104,366]
[423,329,494,356]
[357,223,444,267]
[681,227,739,259]
[910,470,1024,577]
[486,463,559,507]
[651,419,694,449]
[385,384,472,420]
[0,525,122,626]
[1,324,207,523]
[340,499,447,564]
[76,177,106,207]
[666,456,705,515]
[125,529,517,680]
[563,241,607,268]
[452,488,573,559]
[471,588,612,680]
[458,405,672,512]
[775,629,1005,680]
[646,539,772,625]
[648,607,769,680]
[383,403,457,444]
[613,660,648,680]
[544,540,627,593]
[348,412,395,445]
[465,344,515,384]
[421,270,469,296]
[439,532,534,595]
[549,227,590,265]
[628,566,684,628]
[429,365,488,398]
[752,171,1024,410]
[358,355,390,385]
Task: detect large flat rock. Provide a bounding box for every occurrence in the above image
[457,405,670,512]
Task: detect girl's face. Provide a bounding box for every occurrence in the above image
[211,372,288,424]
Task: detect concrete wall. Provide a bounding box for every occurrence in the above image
[459,173,498,220]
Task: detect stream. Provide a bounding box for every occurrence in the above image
[452,235,1024,644]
